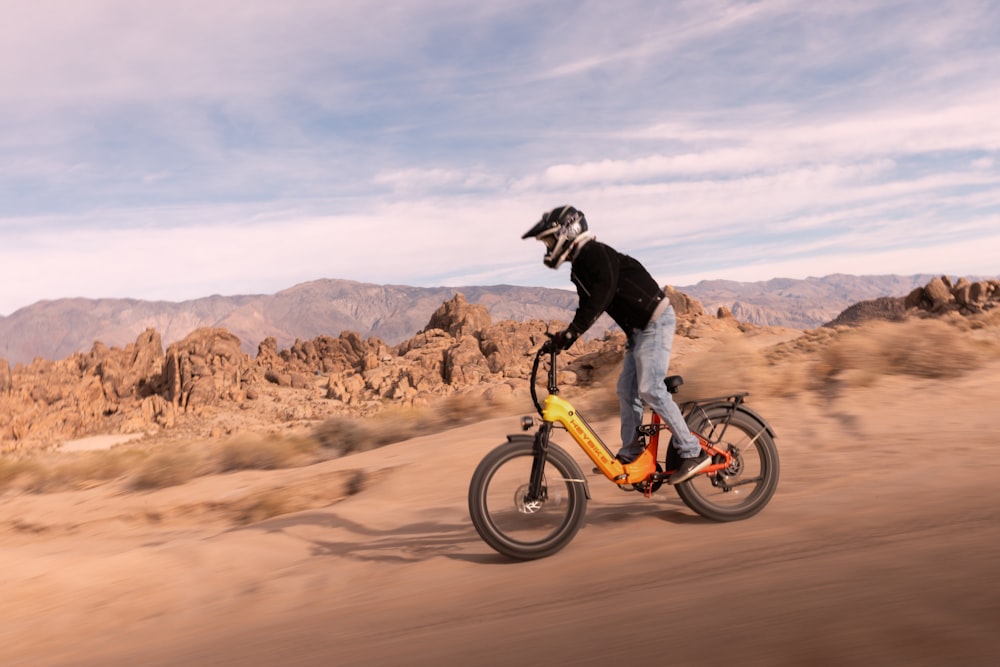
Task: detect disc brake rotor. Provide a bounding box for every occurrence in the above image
[514,483,547,513]
[721,445,743,477]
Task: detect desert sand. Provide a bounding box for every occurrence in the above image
[2,330,999,666]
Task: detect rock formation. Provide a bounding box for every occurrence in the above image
[826,275,1000,326]
[0,327,249,451]
[0,292,629,452]
[904,276,999,315]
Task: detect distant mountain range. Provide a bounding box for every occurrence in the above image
[684,273,944,328]
[0,274,952,365]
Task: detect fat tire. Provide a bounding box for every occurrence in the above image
[468,440,588,560]
[675,406,779,521]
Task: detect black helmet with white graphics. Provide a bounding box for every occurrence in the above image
[522,205,593,269]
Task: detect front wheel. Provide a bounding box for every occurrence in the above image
[468,438,588,560]
[675,406,779,521]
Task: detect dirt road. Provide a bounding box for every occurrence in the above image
[3,369,999,666]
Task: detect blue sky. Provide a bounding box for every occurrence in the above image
[2,0,999,316]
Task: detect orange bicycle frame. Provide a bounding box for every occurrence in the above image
[541,393,657,485]
[530,339,733,489]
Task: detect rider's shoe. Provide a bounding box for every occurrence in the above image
[614,436,647,464]
[668,452,711,485]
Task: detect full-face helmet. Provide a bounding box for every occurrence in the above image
[522,205,592,269]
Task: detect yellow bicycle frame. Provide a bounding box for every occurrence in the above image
[541,394,656,485]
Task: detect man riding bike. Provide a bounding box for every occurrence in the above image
[522,205,710,485]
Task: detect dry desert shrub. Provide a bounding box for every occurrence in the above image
[61,448,149,482]
[670,337,772,400]
[126,448,201,490]
[311,388,521,456]
[130,433,331,489]
[215,433,319,472]
[433,390,513,424]
[230,488,300,524]
[311,405,446,456]
[229,470,370,525]
[815,318,994,385]
[311,415,384,455]
[660,315,999,399]
[0,448,151,494]
[0,458,38,492]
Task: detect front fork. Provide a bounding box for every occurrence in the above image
[527,422,552,501]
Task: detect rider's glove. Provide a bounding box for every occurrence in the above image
[545,329,577,352]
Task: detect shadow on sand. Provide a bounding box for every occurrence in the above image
[234,491,708,565]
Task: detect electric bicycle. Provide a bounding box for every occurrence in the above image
[468,335,780,560]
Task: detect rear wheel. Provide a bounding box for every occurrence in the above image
[675,407,779,521]
[468,439,588,560]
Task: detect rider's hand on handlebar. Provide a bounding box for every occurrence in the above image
[542,329,576,353]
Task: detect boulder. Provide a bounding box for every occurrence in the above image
[924,277,953,310]
[478,319,549,377]
[904,286,928,310]
[162,328,248,412]
[896,276,1000,319]
[663,285,705,319]
[443,336,491,385]
[92,329,165,400]
[968,281,990,305]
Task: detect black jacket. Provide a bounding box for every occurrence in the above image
[566,240,666,337]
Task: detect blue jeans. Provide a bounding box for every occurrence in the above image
[616,304,701,458]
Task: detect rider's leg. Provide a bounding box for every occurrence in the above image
[616,341,643,447]
[614,342,647,463]
[631,305,701,459]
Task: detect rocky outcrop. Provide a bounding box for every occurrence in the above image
[824,297,907,327]
[2,337,144,449]
[423,293,492,338]
[827,276,1000,327]
[329,293,612,408]
[0,292,638,451]
[276,332,387,376]
[904,276,1000,315]
[663,285,704,318]
[83,329,166,401]
[1,328,254,450]
[161,328,249,411]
